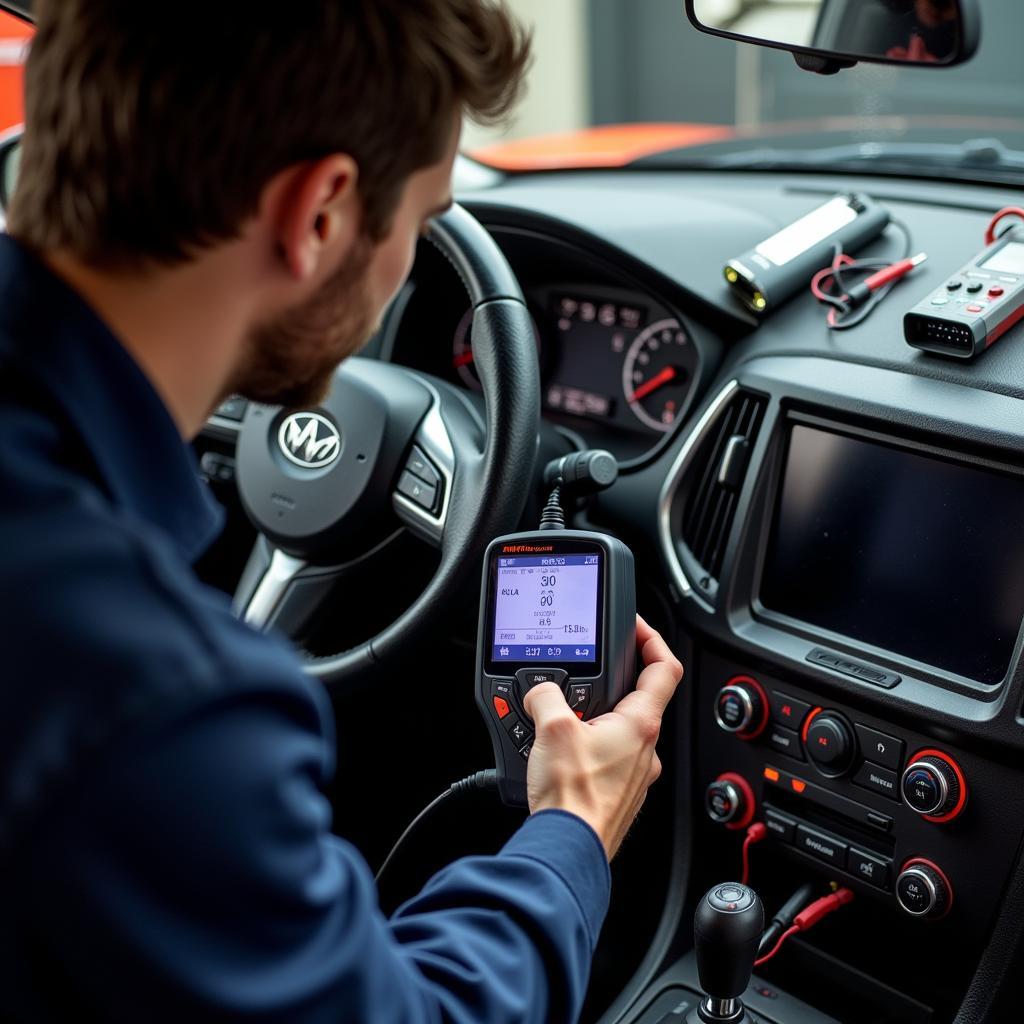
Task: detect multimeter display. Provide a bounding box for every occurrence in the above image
[981,241,1024,275]
[491,552,601,663]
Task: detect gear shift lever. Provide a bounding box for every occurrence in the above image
[690,882,764,1023]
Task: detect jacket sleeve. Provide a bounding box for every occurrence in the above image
[17,687,610,1024]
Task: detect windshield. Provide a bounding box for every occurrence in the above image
[465,0,1024,180]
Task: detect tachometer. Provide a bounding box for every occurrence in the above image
[621,319,692,432]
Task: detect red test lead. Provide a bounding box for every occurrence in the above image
[754,887,855,968]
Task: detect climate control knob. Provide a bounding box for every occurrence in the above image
[804,711,855,777]
[896,860,952,919]
[705,773,755,830]
[713,677,768,739]
[901,751,966,822]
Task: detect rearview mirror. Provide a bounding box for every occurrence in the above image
[684,0,979,74]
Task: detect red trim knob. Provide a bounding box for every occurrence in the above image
[901,749,968,823]
[713,676,769,740]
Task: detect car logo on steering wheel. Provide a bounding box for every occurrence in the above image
[278,412,342,469]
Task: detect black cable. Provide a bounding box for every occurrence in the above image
[820,218,914,330]
[538,485,565,531]
[757,882,818,957]
[375,769,498,885]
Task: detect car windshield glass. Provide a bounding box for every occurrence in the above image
[465,0,1024,182]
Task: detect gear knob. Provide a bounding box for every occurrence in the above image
[694,883,764,1012]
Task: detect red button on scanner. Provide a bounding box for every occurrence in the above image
[988,286,1005,298]
[493,696,511,719]
[966,304,984,313]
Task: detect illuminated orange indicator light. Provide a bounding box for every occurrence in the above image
[763,767,780,782]
[791,779,807,794]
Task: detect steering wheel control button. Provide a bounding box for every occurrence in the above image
[215,395,249,421]
[713,677,767,738]
[405,446,440,486]
[795,824,847,868]
[848,848,892,891]
[896,862,951,919]
[767,724,804,761]
[804,712,855,777]
[763,808,796,844]
[768,690,811,729]
[852,761,900,802]
[397,471,438,513]
[853,724,904,771]
[901,752,965,821]
[567,684,592,719]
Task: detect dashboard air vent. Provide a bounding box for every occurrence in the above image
[680,389,767,584]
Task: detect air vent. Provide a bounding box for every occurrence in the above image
[680,390,767,585]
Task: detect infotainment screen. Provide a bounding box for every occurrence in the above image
[760,424,1024,684]
[491,552,601,664]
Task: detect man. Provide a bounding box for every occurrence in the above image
[0,2,683,1021]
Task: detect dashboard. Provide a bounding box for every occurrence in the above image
[373,165,1024,1024]
[384,225,712,462]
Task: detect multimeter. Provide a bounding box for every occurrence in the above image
[474,530,637,806]
[905,223,1024,359]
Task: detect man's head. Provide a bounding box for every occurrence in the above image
[9,1,530,410]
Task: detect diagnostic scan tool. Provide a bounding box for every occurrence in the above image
[475,531,636,806]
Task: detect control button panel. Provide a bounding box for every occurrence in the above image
[795,823,847,867]
[766,723,804,761]
[769,690,811,730]
[848,847,892,890]
[853,724,904,772]
[763,807,796,843]
[852,761,900,802]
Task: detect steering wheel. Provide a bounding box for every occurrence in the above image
[231,204,540,690]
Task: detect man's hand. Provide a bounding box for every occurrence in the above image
[523,616,684,861]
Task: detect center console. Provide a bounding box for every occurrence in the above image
[627,356,1024,1023]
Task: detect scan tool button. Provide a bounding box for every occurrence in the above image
[567,684,592,719]
[505,716,530,748]
[516,668,568,708]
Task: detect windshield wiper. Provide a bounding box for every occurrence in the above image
[654,137,1024,183]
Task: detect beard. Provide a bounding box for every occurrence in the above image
[231,234,378,410]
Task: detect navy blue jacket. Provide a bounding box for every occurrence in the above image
[0,236,611,1022]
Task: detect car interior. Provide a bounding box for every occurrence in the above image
[6,0,1024,1021]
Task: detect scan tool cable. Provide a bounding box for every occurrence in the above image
[375,770,499,886]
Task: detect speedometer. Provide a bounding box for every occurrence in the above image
[621,319,692,432]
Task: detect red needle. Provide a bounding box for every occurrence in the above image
[630,365,677,403]
[452,350,475,369]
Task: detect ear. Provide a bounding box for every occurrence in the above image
[271,154,361,281]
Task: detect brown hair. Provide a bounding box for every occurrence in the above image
[8,1,530,267]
